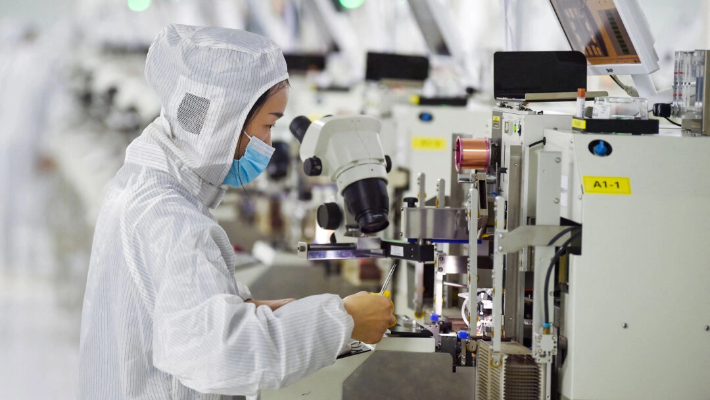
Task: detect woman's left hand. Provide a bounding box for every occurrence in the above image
[246,298,297,311]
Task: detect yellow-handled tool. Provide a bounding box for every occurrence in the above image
[373,263,397,328]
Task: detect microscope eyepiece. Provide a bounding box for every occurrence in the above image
[289,116,311,144]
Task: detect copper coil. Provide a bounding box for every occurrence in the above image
[455,137,490,172]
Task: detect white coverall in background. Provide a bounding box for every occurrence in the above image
[78,25,354,400]
[0,20,66,275]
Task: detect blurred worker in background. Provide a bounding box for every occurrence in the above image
[78,24,394,400]
[0,19,63,275]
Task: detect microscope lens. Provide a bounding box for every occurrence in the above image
[342,178,390,234]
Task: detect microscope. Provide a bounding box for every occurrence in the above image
[290,115,434,263]
[290,114,390,235]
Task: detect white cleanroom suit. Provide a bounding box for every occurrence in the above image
[78,24,354,400]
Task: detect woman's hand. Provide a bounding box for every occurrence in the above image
[246,298,297,311]
[343,291,396,344]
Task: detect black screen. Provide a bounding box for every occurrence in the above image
[494,51,587,100]
[283,54,326,73]
[366,52,430,82]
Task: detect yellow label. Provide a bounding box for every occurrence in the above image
[572,118,587,130]
[583,176,631,195]
[493,116,501,122]
[412,137,447,151]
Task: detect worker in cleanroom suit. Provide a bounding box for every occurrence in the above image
[78,24,395,400]
[0,20,62,274]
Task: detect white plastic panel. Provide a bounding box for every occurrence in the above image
[556,132,710,399]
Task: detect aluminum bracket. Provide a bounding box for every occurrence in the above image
[498,225,572,253]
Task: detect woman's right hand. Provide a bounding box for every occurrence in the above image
[343,291,395,344]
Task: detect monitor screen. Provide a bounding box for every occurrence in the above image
[366,52,430,82]
[494,51,587,100]
[283,54,327,73]
[550,0,641,66]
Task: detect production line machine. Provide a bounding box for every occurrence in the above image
[471,101,710,400]
[260,72,710,398]
[263,0,710,396]
[397,78,710,399]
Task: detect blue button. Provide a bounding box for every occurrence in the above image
[419,112,433,122]
[593,141,608,156]
[457,330,470,340]
[430,313,440,322]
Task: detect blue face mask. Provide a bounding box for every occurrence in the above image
[223,131,275,187]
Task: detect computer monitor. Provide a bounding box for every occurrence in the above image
[494,51,588,101]
[365,52,430,82]
[549,0,659,76]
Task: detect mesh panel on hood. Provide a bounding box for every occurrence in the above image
[177,93,210,135]
[139,24,289,190]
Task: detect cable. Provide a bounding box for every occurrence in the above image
[543,230,582,326]
[664,117,682,127]
[610,75,677,122]
[547,226,580,247]
[609,75,639,97]
[610,75,625,89]
[528,137,546,148]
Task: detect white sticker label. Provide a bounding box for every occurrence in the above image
[391,246,404,257]
[592,104,612,119]
[560,175,569,208]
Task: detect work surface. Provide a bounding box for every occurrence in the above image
[261,350,476,400]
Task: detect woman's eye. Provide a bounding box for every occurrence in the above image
[268,125,275,130]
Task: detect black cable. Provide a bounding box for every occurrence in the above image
[547,226,579,247]
[542,226,581,325]
[528,137,546,148]
[664,117,682,127]
[610,74,625,90]
[612,75,679,122]
[543,230,582,326]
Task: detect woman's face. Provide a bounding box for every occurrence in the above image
[234,87,289,159]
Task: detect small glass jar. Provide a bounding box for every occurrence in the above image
[592,97,648,120]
